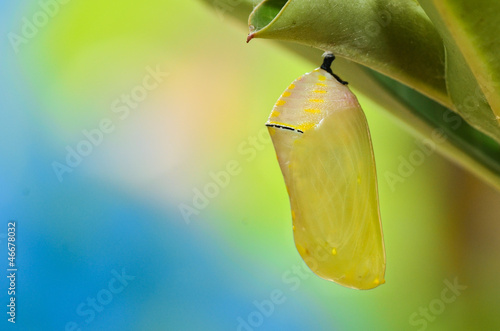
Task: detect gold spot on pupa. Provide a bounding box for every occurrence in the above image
[288,84,296,90]
[297,244,307,256]
[309,98,324,103]
[270,110,280,118]
[318,75,326,81]
[374,278,380,285]
[298,123,315,132]
[331,248,337,256]
[282,91,291,97]
[304,108,321,114]
[276,100,286,106]
[291,210,296,220]
[292,225,295,231]
[316,83,327,87]
[357,176,361,184]
[313,90,327,93]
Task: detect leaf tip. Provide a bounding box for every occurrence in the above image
[246,32,255,43]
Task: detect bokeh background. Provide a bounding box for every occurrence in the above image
[2,1,500,330]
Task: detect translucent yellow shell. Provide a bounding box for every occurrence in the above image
[267,68,385,290]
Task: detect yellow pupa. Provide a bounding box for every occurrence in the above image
[266,53,385,290]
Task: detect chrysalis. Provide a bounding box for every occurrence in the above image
[266,53,385,290]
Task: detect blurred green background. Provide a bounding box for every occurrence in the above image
[1,1,500,330]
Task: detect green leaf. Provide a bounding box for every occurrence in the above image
[438,0,500,117]
[196,0,500,190]
[371,70,500,189]
[248,0,450,108]
[418,0,500,143]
